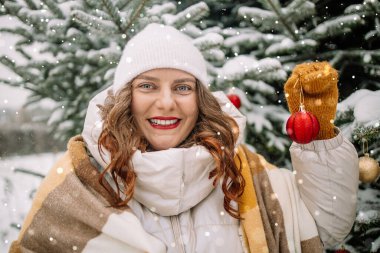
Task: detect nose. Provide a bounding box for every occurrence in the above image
[156,87,176,111]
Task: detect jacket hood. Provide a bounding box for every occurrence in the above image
[82,87,246,215]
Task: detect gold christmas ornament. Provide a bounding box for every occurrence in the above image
[359,139,379,183]
[359,153,380,183]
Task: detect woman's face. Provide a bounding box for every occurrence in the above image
[131,68,199,150]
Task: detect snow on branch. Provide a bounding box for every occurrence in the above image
[203,48,225,64]
[265,38,317,56]
[306,14,366,40]
[224,32,264,50]
[355,210,380,232]
[162,2,209,28]
[41,0,65,19]
[218,56,286,83]
[146,2,176,17]
[4,1,52,31]
[242,80,276,94]
[193,33,223,51]
[345,0,380,16]
[71,9,118,34]
[283,0,315,25]
[257,0,282,12]
[24,0,39,10]
[100,0,125,32]
[238,7,277,31]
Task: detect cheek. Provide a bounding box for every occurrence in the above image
[186,106,199,125]
[131,95,146,119]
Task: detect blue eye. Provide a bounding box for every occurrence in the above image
[139,83,154,89]
[176,85,191,92]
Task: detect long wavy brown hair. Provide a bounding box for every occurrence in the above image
[97,79,245,219]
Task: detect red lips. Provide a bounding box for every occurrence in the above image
[148,117,181,130]
[150,116,179,120]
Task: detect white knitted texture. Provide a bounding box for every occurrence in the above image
[113,23,208,92]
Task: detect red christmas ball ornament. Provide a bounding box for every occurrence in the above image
[286,104,320,144]
[335,246,350,253]
[227,94,241,109]
[335,249,350,253]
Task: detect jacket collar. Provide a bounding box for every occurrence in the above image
[131,145,215,216]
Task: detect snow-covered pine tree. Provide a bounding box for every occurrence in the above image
[187,0,380,166]
[333,89,380,253]
[0,0,156,141]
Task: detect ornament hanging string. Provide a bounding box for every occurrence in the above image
[293,77,305,112]
[285,75,320,144]
[362,138,369,155]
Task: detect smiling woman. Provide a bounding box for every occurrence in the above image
[10,23,359,253]
[131,69,199,151]
[96,66,243,221]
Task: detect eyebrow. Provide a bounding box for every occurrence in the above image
[135,75,196,84]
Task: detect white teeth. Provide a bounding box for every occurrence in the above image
[149,119,179,126]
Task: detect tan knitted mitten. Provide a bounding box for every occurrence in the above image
[284,61,339,140]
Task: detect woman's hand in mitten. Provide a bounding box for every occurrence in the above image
[284,61,339,140]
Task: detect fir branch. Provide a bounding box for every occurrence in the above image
[365,0,380,15]
[258,0,282,11]
[365,29,380,41]
[335,108,355,126]
[371,236,380,253]
[0,27,33,40]
[3,2,23,17]
[355,210,380,233]
[193,33,224,51]
[146,2,177,17]
[262,0,298,40]
[71,9,118,34]
[10,222,21,231]
[41,0,64,19]
[163,2,209,29]
[100,0,124,32]
[265,38,317,56]
[13,168,45,178]
[353,123,380,145]
[115,0,130,11]
[306,14,366,40]
[23,0,39,10]
[24,94,45,107]
[82,0,104,9]
[0,56,17,75]
[0,78,18,86]
[15,47,32,60]
[122,0,148,37]
[89,9,112,21]
[283,0,316,26]
[0,57,47,93]
[238,7,277,30]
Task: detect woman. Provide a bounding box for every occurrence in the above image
[10,23,358,253]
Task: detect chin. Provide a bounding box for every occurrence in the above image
[151,141,179,151]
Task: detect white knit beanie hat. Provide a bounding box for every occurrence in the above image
[112,23,208,92]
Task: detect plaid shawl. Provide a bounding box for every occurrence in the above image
[10,136,323,253]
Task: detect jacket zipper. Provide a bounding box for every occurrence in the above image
[170,216,186,253]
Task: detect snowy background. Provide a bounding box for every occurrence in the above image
[0,16,63,252]
[0,152,62,252]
